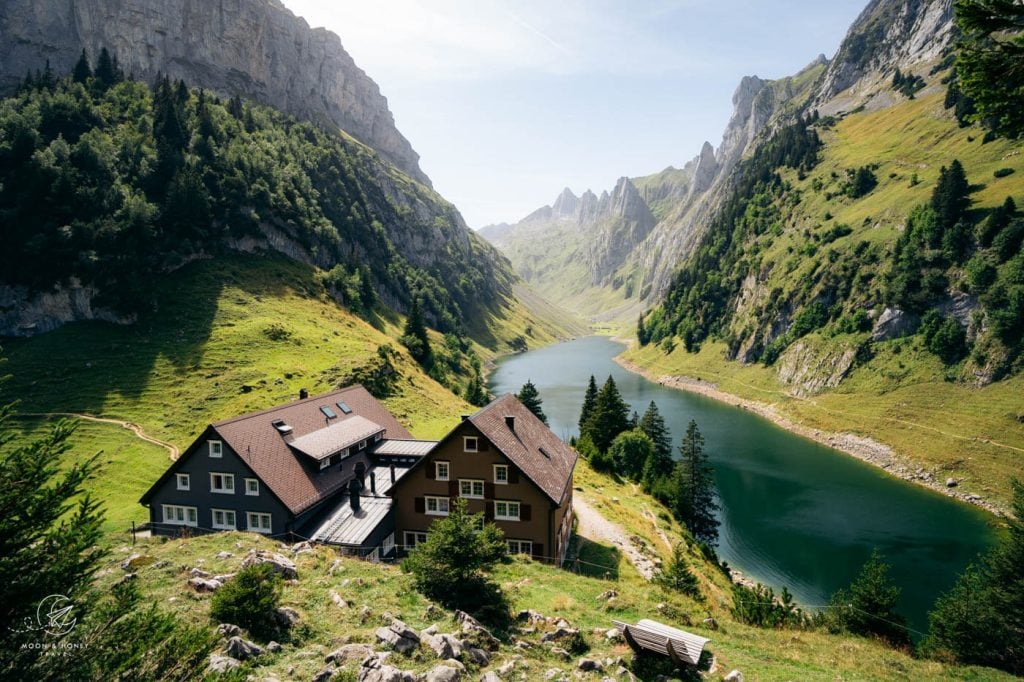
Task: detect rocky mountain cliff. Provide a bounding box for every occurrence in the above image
[0,0,428,185]
[481,0,958,322]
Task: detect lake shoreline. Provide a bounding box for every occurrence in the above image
[614,353,1006,518]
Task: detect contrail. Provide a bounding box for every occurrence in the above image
[504,9,573,57]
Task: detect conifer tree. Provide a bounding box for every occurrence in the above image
[674,420,719,545]
[578,375,598,434]
[931,160,971,231]
[825,550,910,648]
[72,49,92,84]
[639,401,674,482]
[400,298,432,367]
[94,47,118,90]
[516,379,547,424]
[584,376,631,454]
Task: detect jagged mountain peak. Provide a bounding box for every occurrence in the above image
[552,187,581,218]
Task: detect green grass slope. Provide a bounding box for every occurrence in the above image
[92,460,1011,681]
[630,90,1024,509]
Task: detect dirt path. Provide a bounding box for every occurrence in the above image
[573,495,656,580]
[17,412,180,460]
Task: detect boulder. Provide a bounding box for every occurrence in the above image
[480,673,502,682]
[325,643,375,665]
[375,619,420,655]
[515,609,545,623]
[121,553,155,571]
[358,655,418,682]
[724,671,744,682]
[211,573,236,583]
[266,641,282,653]
[291,540,314,555]
[466,647,490,666]
[702,617,718,631]
[455,610,498,649]
[312,667,336,682]
[329,590,349,609]
[242,549,298,579]
[275,606,301,627]
[188,577,223,592]
[425,633,463,660]
[424,665,462,682]
[190,568,212,578]
[542,670,564,681]
[596,590,618,601]
[946,478,959,488]
[872,307,918,341]
[217,623,242,638]
[215,551,234,559]
[206,653,241,674]
[225,636,262,661]
[577,658,603,672]
[540,627,579,643]
[605,628,623,642]
[549,647,571,661]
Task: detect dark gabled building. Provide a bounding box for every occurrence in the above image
[389,394,578,564]
[139,385,434,558]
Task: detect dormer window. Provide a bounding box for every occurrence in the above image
[272,420,293,435]
[320,405,337,419]
[209,440,223,458]
[320,456,332,470]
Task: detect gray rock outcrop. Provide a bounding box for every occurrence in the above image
[375,619,420,655]
[0,0,428,184]
[241,549,298,579]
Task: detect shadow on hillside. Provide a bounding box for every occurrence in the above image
[1,253,300,415]
[570,537,622,581]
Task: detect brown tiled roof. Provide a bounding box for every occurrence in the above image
[212,386,412,514]
[469,394,578,504]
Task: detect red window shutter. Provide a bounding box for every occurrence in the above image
[484,482,495,499]
[521,503,531,521]
[531,543,543,561]
[508,467,519,484]
[426,463,435,479]
[448,480,459,497]
[414,497,425,513]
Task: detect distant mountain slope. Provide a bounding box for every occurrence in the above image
[482,0,963,326]
[0,0,428,184]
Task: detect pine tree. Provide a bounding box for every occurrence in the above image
[72,49,92,84]
[584,376,631,454]
[578,375,598,434]
[924,479,1024,673]
[932,160,971,231]
[0,385,106,673]
[675,420,719,545]
[639,401,674,482]
[516,380,547,424]
[825,550,910,648]
[400,298,432,367]
[637,312,649,346]
[94,47,118,90]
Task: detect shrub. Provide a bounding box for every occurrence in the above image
[731,582,806,628]
[210,562,283,641]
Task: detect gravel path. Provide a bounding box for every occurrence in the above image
[573,495,656,580]
[17,412,180,459]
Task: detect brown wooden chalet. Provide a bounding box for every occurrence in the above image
[141,388,577,563]
[389,394,578,564]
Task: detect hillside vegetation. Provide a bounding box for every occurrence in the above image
[633,88,1024,509]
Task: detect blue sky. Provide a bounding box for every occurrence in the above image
[283,1,868,228]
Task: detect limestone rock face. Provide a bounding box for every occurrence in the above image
[0,0,427,185]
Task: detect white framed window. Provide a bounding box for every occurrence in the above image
[404,531,428,549]
[507,539,532,555]
[211,508,236,530]
[459,479,485,499]
[374,432,383,442]
[494,465,509,485]
[176,473,190,491]
[425,496,450,516]
[359,439,367,450]
[494,500,520,521]
[245,478,259,496]
[209,440,223,458]
[319,457,332,470]
[463,436,479,453]
[162,504,197,527]
[435,461,450,481]
[246,512,272,534]
[210,472,235,494]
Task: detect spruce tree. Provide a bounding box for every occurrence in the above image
[578,375,598,434]
[94,47,118,90]
[955,0,1024,139]
[584,376,631,454]
[826,550,910,648]
[516,379,547,424]
[675,420,719,545]
[400,298,432,367]
[931,160,971,231]
[639,401,674,482]
[72,49,92,84]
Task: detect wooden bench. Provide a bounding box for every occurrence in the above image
[612,619,710,668]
